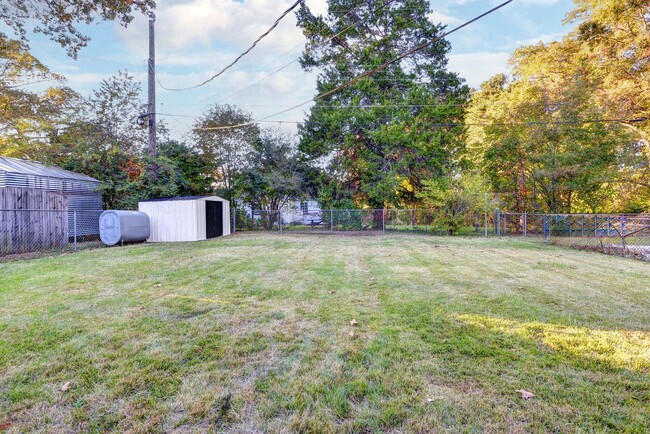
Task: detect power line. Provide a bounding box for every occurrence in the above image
[163,103,469,109]
[212,0,400,105]
[157,0,303,92]
[157,111,647,136]
[240,1,373,76]
[196,0,514,131]
[210,118,644,128]
[159,111,646,132]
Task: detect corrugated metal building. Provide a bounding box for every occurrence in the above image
[138,196,230,242]
[0,156,102,235]
[0,156,101,209]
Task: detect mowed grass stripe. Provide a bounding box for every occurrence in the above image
[0,234,648,432]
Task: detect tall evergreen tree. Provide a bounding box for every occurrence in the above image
[296,0,469,208]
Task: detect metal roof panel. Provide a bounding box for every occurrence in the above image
[0,156,100,183]
[139,195,228,202]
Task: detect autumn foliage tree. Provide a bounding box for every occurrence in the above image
[1,0,155,59]
[465,0,649,213]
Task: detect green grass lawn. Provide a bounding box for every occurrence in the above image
[1,234,649,433]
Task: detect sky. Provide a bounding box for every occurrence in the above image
[22,0,575,141]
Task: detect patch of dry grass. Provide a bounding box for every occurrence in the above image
[0,233,649,432]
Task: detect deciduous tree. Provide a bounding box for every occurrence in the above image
[1,0,155,58]
[0,34,78,158]
[235,128,305,212]
[191,104,259,201]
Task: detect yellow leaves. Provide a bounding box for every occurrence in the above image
[399,177,415,193]
[43,87,73,106]
[0,35,52,81]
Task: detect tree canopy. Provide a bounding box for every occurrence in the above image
[0,0,648,215]
[297,0,469,208]
[465,0,650,213]
[190,105,260,202]
[235,128,306,212]
[0,0,155,58]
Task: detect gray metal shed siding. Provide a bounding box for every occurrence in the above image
[0,157,102,236]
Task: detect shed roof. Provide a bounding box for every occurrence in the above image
[139,195,228,203]
[0,156,100,183]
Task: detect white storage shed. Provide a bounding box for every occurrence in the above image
[138,196,230,242]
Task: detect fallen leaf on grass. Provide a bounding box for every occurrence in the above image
[60,381,72,392]
[237,280,243,285]
[329,290,335,294]
[154,284,162,288]
[350,319,358,326]
[516,389,535,399]
[0,422,12,430]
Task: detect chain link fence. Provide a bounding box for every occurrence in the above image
[234,208,504,236]
[1,209,102,261]
[3,208,648,262]
[232,208,650,262]
[540,214,650,261]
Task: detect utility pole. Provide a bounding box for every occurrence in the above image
[147,11,157,179]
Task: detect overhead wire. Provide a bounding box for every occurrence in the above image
[196,0,515,131]
[211,0,400,105]
[157,0,303,91]
[157,112,646,128]
[240,0,372,75]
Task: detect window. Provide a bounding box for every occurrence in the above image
[300,201,308,212]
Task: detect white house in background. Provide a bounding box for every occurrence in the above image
[282,198,323,224]
[241,198,324,225]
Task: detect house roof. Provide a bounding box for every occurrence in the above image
[139,195,228,202]
[0,156,100,183]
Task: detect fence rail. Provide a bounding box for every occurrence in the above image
[233,208,650,262]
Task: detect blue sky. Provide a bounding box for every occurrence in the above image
[22,0,575,140]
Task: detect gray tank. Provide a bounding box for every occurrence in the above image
[99,210,150,246]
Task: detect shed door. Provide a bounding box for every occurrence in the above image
[205,201,223,238]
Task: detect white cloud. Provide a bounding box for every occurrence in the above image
[519,0,560,4]
[515,32,565,46]
[427,11,461,26]
[119,0,307,56]
[447,51,511,88]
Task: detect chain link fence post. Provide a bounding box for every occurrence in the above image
[73,210,77,252]
[496,210,501,236]
[523,212,527,237]
[543,215,549,243]
[484,194,488,237]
